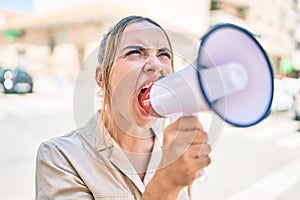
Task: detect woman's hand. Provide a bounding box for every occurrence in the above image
[143,116,211,199]
[161,116,211,186]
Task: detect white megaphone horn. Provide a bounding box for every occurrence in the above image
[140,23,274,127]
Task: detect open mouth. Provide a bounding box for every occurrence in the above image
[138,82,154,115]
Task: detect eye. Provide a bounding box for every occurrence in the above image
[125,50,143,57]
[158,52,172,59]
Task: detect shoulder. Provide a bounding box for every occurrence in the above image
[38,112,101,152]
[36,116,104,168]
[35,129,95,199]
[38,129,81,151]
[36,131,76,166]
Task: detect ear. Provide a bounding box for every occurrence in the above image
[95,66,103,88]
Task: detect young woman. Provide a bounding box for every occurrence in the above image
[36,16,211,200]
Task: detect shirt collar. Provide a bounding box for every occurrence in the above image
[83,112,114,151]
[82,113,165,193]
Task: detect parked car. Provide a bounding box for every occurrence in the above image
[0,67,5,82]
[0,67,7,91]
[294,92,300,120]
[290,77,300,120]
[271,78,294,112]
[0,68,33,94]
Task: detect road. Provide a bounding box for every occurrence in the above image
[0,79,299,200]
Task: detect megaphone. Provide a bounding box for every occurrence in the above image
[140,23,274,127]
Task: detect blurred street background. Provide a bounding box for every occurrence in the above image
[0,0,300,199]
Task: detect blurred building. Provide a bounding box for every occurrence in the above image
[0,0,299,78]
[0,0,211,77]
[0,8,27,26]
[210,0,300,77]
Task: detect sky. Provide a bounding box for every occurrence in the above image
[0,0,33,13]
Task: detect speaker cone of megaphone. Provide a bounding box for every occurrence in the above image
[146,23,274,127]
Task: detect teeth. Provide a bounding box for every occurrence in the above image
[141,82,153,90]
[142,99,150,106]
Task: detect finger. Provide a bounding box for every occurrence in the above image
[187,143,211,158]
[194,155,211,169]
[165,115,203,132]
[173,129,208,146]
[191,130,208,145]
[178,116,203,131]
[163,128,207,150]
[198,143,212,158]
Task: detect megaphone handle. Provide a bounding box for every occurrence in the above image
[197,170,207,183]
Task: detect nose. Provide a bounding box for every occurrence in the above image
[143,55,162,75]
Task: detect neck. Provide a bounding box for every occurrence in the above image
[103,115,155,152]
[117,128,155,182]
[110,111,155,139]
[116,126,155,153]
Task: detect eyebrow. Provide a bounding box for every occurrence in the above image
[157,47,172,53]
[120,45,145,52]
[120,45,172,53]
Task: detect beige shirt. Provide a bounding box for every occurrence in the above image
[35,114,189,199]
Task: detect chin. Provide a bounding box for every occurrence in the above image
[131,107,154,127]
[136,115,156,128]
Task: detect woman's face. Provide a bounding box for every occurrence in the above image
[109,21,173,129]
